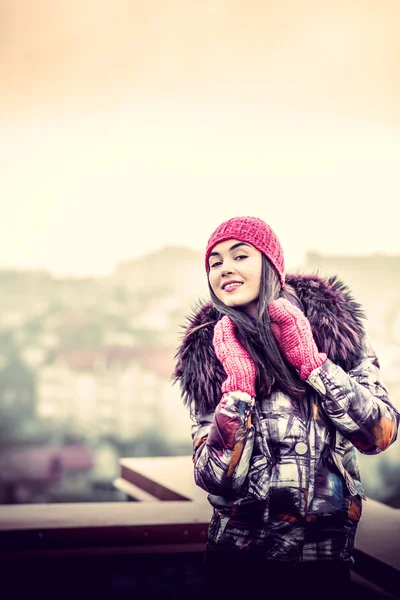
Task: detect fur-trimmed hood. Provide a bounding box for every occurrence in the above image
[173,273,366,413]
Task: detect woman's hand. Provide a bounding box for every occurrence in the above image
[212,316,257,397]
[268,298,327,380]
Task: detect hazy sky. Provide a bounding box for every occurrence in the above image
[1,1,399,276]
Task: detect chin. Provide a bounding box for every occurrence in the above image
[228,300,251,311]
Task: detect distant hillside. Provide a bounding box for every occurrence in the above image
[0,246,209,310]
[0,246,210,364]
[0,269,105,313]
[111,245,208,301]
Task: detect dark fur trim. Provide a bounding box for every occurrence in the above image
[173,274,366,413]
[285,273,365,371]
[173,302,226,413]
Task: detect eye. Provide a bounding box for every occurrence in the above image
[235,254,248,261]
[210,260,222,269]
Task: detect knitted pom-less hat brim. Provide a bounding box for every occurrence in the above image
[205,216,285,287]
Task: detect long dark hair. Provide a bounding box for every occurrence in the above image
[209,254,306,400]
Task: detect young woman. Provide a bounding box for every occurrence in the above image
[173,216,399,600]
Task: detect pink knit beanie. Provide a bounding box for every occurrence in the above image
[205,216,285,287]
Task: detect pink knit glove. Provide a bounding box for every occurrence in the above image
[212,316,257,397]
[268,298,327,380]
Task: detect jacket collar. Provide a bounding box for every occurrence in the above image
[173,273,365,413]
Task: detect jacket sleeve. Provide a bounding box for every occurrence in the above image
[307,334,400,454]
[189,392,255,495]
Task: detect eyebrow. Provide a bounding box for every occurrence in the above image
[209,242,251,258]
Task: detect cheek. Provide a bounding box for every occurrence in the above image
[208,274,219,295]
[248,268,261,289]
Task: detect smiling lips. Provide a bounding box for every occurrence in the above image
[223,281,243,293]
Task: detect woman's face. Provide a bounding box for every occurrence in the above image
[208,238,262,317]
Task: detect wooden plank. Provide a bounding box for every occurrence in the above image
[118,455,207,502]
[113,477,161,502]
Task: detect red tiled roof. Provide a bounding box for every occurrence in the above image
[0,446,63,483]
[56,346,176,378]
[138,347,176,378]
[60,444,94,471]
[56,346,139,370]
[0,444,94,483]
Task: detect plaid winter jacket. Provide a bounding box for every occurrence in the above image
[174,274,399,562]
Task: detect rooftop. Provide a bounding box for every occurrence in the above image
[1,455,399,599]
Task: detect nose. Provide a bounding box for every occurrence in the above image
[221,259,236,276]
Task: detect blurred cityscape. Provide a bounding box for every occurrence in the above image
[0,247,399,507]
